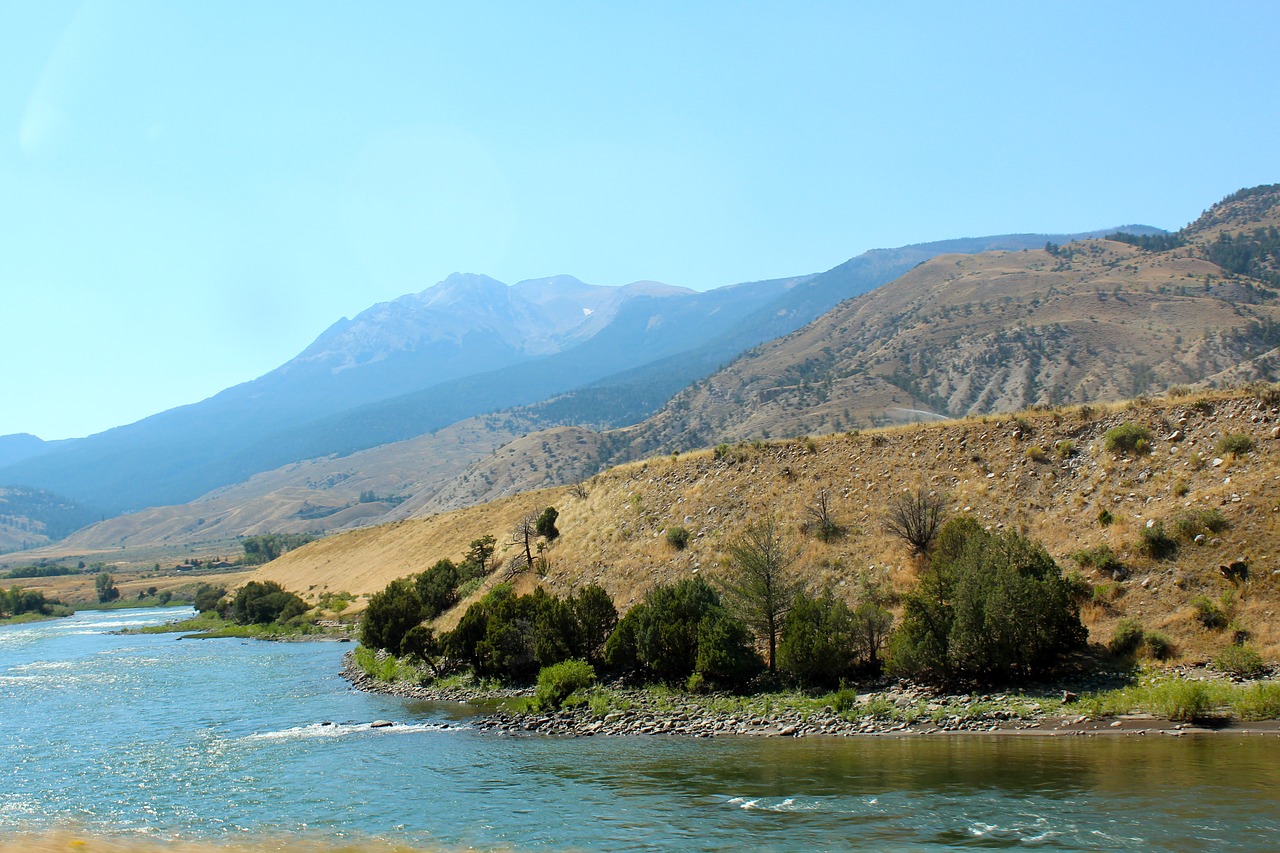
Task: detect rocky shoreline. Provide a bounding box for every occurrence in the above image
[339,652,1280,738]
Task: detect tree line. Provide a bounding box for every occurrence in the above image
[0,586,71,619]
[357,496,1088,690]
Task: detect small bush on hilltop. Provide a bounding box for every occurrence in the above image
[1104,423,1152,455]
[1071,544,1127,579]
[882,487,948,556]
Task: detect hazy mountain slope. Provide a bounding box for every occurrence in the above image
[0,275,698,515]
[255,388,1280,663]
[0,434,54,468]
[47,417,521,554]
[0,486,98,552]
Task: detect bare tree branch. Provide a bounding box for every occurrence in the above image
[883,487,948,556]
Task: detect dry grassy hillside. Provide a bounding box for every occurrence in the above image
[414,425,609,515]
[257,386,1280,663]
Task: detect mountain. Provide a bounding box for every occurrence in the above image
[0,273,694,516]
[397,186,1279,511]
[599,186,1280,459]
[0,486,99,553]
[0,434,54,468]
[2,226,1153,555]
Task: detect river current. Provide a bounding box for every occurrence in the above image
[2,607,1278,851]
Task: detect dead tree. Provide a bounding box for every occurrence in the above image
[805,488,845,542]
[506,511,540,578]
[883,487,948,558]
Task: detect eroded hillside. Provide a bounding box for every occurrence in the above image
[419,187,1280,511]
[257,387,1280,663]
[617,188,1280,459]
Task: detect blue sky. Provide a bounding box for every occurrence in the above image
[3,1,1278,440]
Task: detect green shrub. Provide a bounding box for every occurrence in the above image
[1071,544,1126,579]
[887,521,1087,684]
[1153,680,1216,722]
[1025,446,1048,463]
[1144,632,1175,660]
[1097,509,1114,527]
[535,507,560,541]
[1215,644,1266,679]
[1053,439,1077,460]
[1233,683,1280,719]
[779,591,891,685]
[415,559,460,620]
[360,578,424,653]
[193,584,227,614]
[605,577,759,686]
[1138,521,1177,560]
[1104,423,1153,455]
[1092,581,1121,608]
[1172,508,1229,542]
[229,581,309,625]
[455,577,484,600]
[1109,619,1145,657]
[534,659,596,710]
[779,591,856,685]
[1192,595,1230,630]
[666,526,691,550]
[1216,433,1254,456]
[830,686,857,714]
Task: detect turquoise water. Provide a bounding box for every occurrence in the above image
[3,607,1279,851]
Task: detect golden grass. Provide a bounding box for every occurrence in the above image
[254,387,1280,663]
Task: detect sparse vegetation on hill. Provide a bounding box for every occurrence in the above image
[258,384,1280,674]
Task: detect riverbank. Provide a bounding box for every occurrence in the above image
[122,611,356,641]
[340,651,1280,738]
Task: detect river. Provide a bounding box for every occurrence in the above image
[2,607,1278,851]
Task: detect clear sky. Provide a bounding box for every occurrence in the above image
[2,1,1278,441]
